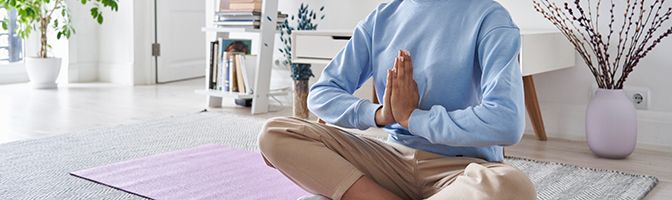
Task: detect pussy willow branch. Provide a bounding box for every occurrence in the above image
[534,0,672,89]
[537,1,605,87]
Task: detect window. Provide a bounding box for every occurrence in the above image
[0,8,26,85]
[0,8,22,63]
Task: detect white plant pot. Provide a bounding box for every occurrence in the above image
[25,57,62,89]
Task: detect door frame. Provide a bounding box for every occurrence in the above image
[152,0,206,84]
[131,0,158,85]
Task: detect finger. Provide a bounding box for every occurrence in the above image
[386,70,393,103]
[397,51,406,80]
[386,70,393,94]
[393,67,399,90]
[403,50,413,79]
[394,56,402,79]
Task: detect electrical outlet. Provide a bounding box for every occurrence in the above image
[591,86,650,110]
[624,87,650,110]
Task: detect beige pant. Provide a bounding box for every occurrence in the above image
[258,117,536,200]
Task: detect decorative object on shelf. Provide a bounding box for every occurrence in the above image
[1,0,118,89]
[278,3,325,119]
[533,0,672,158]
[215,0,287,30]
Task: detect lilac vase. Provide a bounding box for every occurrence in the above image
[586,89,637,159]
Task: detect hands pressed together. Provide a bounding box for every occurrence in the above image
[375,50,419,128]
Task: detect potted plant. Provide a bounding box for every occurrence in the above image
[534,0,672,158]
[1,0,118,89]
[278,3,325,119]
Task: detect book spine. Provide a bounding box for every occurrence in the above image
[236,54,246,94]
[229,0,260,3]
[217,38,227,91]
[222,52,231,92]
[228,4,262,11]
[214,41,221,90]
[228,56,236,92]
[209,41,217,89]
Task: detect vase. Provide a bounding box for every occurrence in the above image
[293,79,309,119]
[586,89,637,159]
[25,57,62,89]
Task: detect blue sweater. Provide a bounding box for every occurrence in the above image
[307,0,524,162]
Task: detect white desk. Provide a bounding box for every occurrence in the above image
[292,29,575,140]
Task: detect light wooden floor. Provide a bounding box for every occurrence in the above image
[508,136,671,200]
[0,79,669,199]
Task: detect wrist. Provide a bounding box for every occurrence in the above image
[399,119,409,128]
[399,110,415,128]
[374,106,385,127]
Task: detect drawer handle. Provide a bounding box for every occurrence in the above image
[332,36,351,40]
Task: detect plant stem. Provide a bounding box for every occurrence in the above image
[38,0,62,58]
[39,17,48,58]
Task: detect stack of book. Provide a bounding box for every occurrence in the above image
[215,0,287,29]
[209,38,257,94]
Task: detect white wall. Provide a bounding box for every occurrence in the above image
[66,0,99,83]
[278,0,384,30]
[132,0,156,85]
[64,0,154,85]
[97,0,135,85]
[496,0,672,150]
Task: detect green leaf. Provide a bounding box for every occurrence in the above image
[90,7,99,18]
[81,0,87,4]
[97,15,103,24]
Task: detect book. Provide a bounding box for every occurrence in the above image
[229,54,238,92]
[218,0,230,11]
[235,55,246,94]
[216,15,260,21]
[217,38,229,91]
[209,41,218,89]
[210,38,255,92]
[229,0,260,3]
[214,41,222,90]
[229,3,262,11]
[240,55,257,94]
[220,39,252,55]
[215,10,262,16]
[213,21,261,26]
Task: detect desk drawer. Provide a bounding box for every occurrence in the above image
[294,35,350,60]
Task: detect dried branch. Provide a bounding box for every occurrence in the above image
[534,0,672,89]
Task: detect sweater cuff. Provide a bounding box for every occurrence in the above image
[408,108,431,136]
[358,100,382,130]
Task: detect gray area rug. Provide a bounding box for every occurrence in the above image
[0,112,658,200]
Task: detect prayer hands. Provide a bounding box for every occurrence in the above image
[375,50,419,128]
[374,65,397,126]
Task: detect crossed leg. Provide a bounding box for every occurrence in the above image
[258,117,536,200]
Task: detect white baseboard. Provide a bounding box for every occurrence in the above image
[98,62,134,85]
[526,102,672,152]
[0,63,28,84]
[68,62,99,83]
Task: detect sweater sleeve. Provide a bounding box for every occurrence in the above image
[307,20,381,130]
[407,27,526,147]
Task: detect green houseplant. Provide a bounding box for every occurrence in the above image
[534,0,672,158]
[1,0,118,89]
[278,3,324,119]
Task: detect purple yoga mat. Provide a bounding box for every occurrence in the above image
[71,144,309,200]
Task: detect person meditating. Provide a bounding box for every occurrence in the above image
[258,0,536,199]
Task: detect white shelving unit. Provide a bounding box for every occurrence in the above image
[200,0,281,114]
